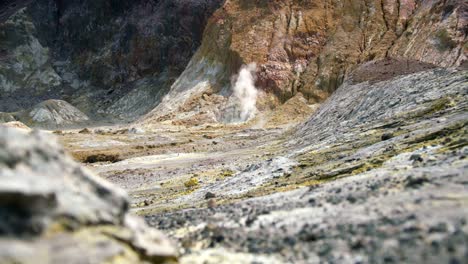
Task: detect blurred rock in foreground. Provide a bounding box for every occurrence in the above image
[0,126,177,263]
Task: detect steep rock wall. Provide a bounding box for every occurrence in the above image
[143,0,466,124]
[205,0,466,101]
[0,0,224,120]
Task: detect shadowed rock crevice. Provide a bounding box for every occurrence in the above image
[0,0,32,23]
[0,191,57,237]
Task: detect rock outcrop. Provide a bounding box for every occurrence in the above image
[0,8,62,112]
[0,99,90,129]
[0,112,16,123]
[143,0,467,124]
[263,92,319,127]
[0,126,177,263]
[22,99,90,128]
[0,121,30,132]
[293,67,467,150]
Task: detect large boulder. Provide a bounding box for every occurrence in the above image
[22,99,90,129]
[0,126,177,263]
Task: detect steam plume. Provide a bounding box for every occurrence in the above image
[232,63,258,122]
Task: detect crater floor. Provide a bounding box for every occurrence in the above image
[57,69,468,263]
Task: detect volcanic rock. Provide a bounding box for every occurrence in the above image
[0,0,224,121]
[142,0,466,123]
[22,99,89,128]
[0,126,177,263]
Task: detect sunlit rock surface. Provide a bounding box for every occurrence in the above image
[143,0,466,123]
[23,99,90,128]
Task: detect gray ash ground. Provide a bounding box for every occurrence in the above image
[56,69,468,263]
[145,69,468,263]
[148,147,467,263]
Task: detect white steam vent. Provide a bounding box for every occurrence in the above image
[218,63,258,122]
[233,63,258,121]
[218,63,259,123]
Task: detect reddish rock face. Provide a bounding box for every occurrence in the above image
[199,0,467,102]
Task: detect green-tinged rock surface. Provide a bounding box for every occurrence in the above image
[0,126,177,263]
[0,112,16,123]
[0,8,62,108]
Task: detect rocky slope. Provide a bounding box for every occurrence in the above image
[0,0,223,122]
[22,99,90,128]
[0,126,177,263]
[144,68,467,263]
[143,0,467,124]
[49,66,467,263]
[0,99,91,129]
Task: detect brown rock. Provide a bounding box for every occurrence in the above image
[78,128,91,134]
[207,199,217,208]
[205,192,216,199]
[199,0,466,101]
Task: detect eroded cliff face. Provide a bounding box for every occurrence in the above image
[143,0,466,125]
[0,0,224,121]
[205,0,466,100]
